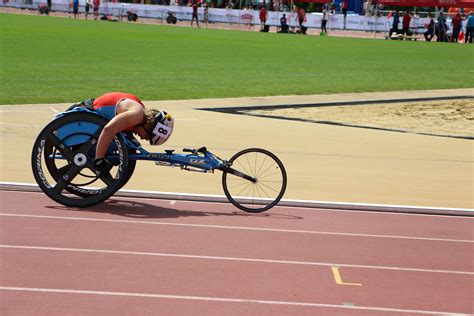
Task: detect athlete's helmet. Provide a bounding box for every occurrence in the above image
[149,110,174,146]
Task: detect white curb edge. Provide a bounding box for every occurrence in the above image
[0,182,472,217]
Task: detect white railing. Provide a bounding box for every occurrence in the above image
[2,0,457,33]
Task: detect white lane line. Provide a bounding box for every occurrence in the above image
[2,186,472,218]
[0,213,472,244]
[115,194,474,218]
[113,193,474,218]
[0,286,468,315]
[49,107,59,113]
[1,245,472,275]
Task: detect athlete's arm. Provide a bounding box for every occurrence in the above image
[95,100,144,159]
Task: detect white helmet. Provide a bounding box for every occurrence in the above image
[149,110,174,146]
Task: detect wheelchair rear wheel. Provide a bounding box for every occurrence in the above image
[31,112,130,208]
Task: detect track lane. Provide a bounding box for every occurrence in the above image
[1,213,471,272]
[3,290,459,316]
[1,247,472,315]
[1,191,473,315]
[1,191,472,241]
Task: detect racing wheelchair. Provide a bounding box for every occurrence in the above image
[31,107,287,213]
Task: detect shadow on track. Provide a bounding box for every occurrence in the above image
[46,198,303,220]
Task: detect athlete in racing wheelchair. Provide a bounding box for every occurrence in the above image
[68,92,174,175]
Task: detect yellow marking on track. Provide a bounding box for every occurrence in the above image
[332,267,362,286]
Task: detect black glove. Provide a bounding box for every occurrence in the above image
[93,158,113,175]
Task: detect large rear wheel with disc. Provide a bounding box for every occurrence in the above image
[31,112,130,208]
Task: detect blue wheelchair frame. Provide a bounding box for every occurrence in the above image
[33,106,286,212]
[54,107,252,180]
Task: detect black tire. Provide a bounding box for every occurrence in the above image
[116,132,138,191]
[44,144,136,197]
[42,113,135,197]
[222,148,287,213]
[31,112,129,208]
[115,144,137,191]
[44,142,137,197]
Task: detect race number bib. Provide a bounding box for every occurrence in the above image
[153,122,172,139]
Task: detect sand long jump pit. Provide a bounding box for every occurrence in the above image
[226,98,474,140]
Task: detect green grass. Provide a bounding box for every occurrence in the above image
[1,13,473,104]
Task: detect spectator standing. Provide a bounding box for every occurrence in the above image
[85,0,92,19]
[436,12,448,42]
[191,0,199,27]
[423,16,434,41]
[93,0,100,20]
[389,10,399,37]
[289,6,298,33]
[225,1,234,26]
[72,0,79,19]
[341,0,347,29]
[297,6,306,34]
[367,0,375,16]
[465,11,474,43]
[451,12,462,42]
[259,5,267,31]
[402,11,411,36]
[321,6,328,34]
[47,0,51,14]
[203,1,209,25]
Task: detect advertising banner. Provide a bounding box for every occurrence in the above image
[1,0,452,32]
[378,0,474,7]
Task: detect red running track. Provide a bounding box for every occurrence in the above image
[0,191,473,315]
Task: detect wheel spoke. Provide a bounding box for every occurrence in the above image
[255,154,268,179]
[46,134,74,161]
[257,163,278,180]
[77,129,102,154]
[52,164,82,193]
[85,161,114,186]
[98,172,114,186]
[257,170,282,181]
[235,159,252,178]
[244,154,254,177]
[255,182,272,199]
[235,181,252,197]
[254,183,264,200]
[227,179,249,190]
[251,183,256,206]
[222,149,287,212]
[56,163,72,176]
[257,181,281,194]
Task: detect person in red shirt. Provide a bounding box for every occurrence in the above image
[93,0,100,20]
[451,13,462,42]
[341,0,348,29]
[191,1,199,27]
[402,11,411,36]
[72,92,174,174]
[297,6,306,34]
[259,6,267,31]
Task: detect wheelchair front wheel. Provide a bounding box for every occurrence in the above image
[222,148,287,213]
